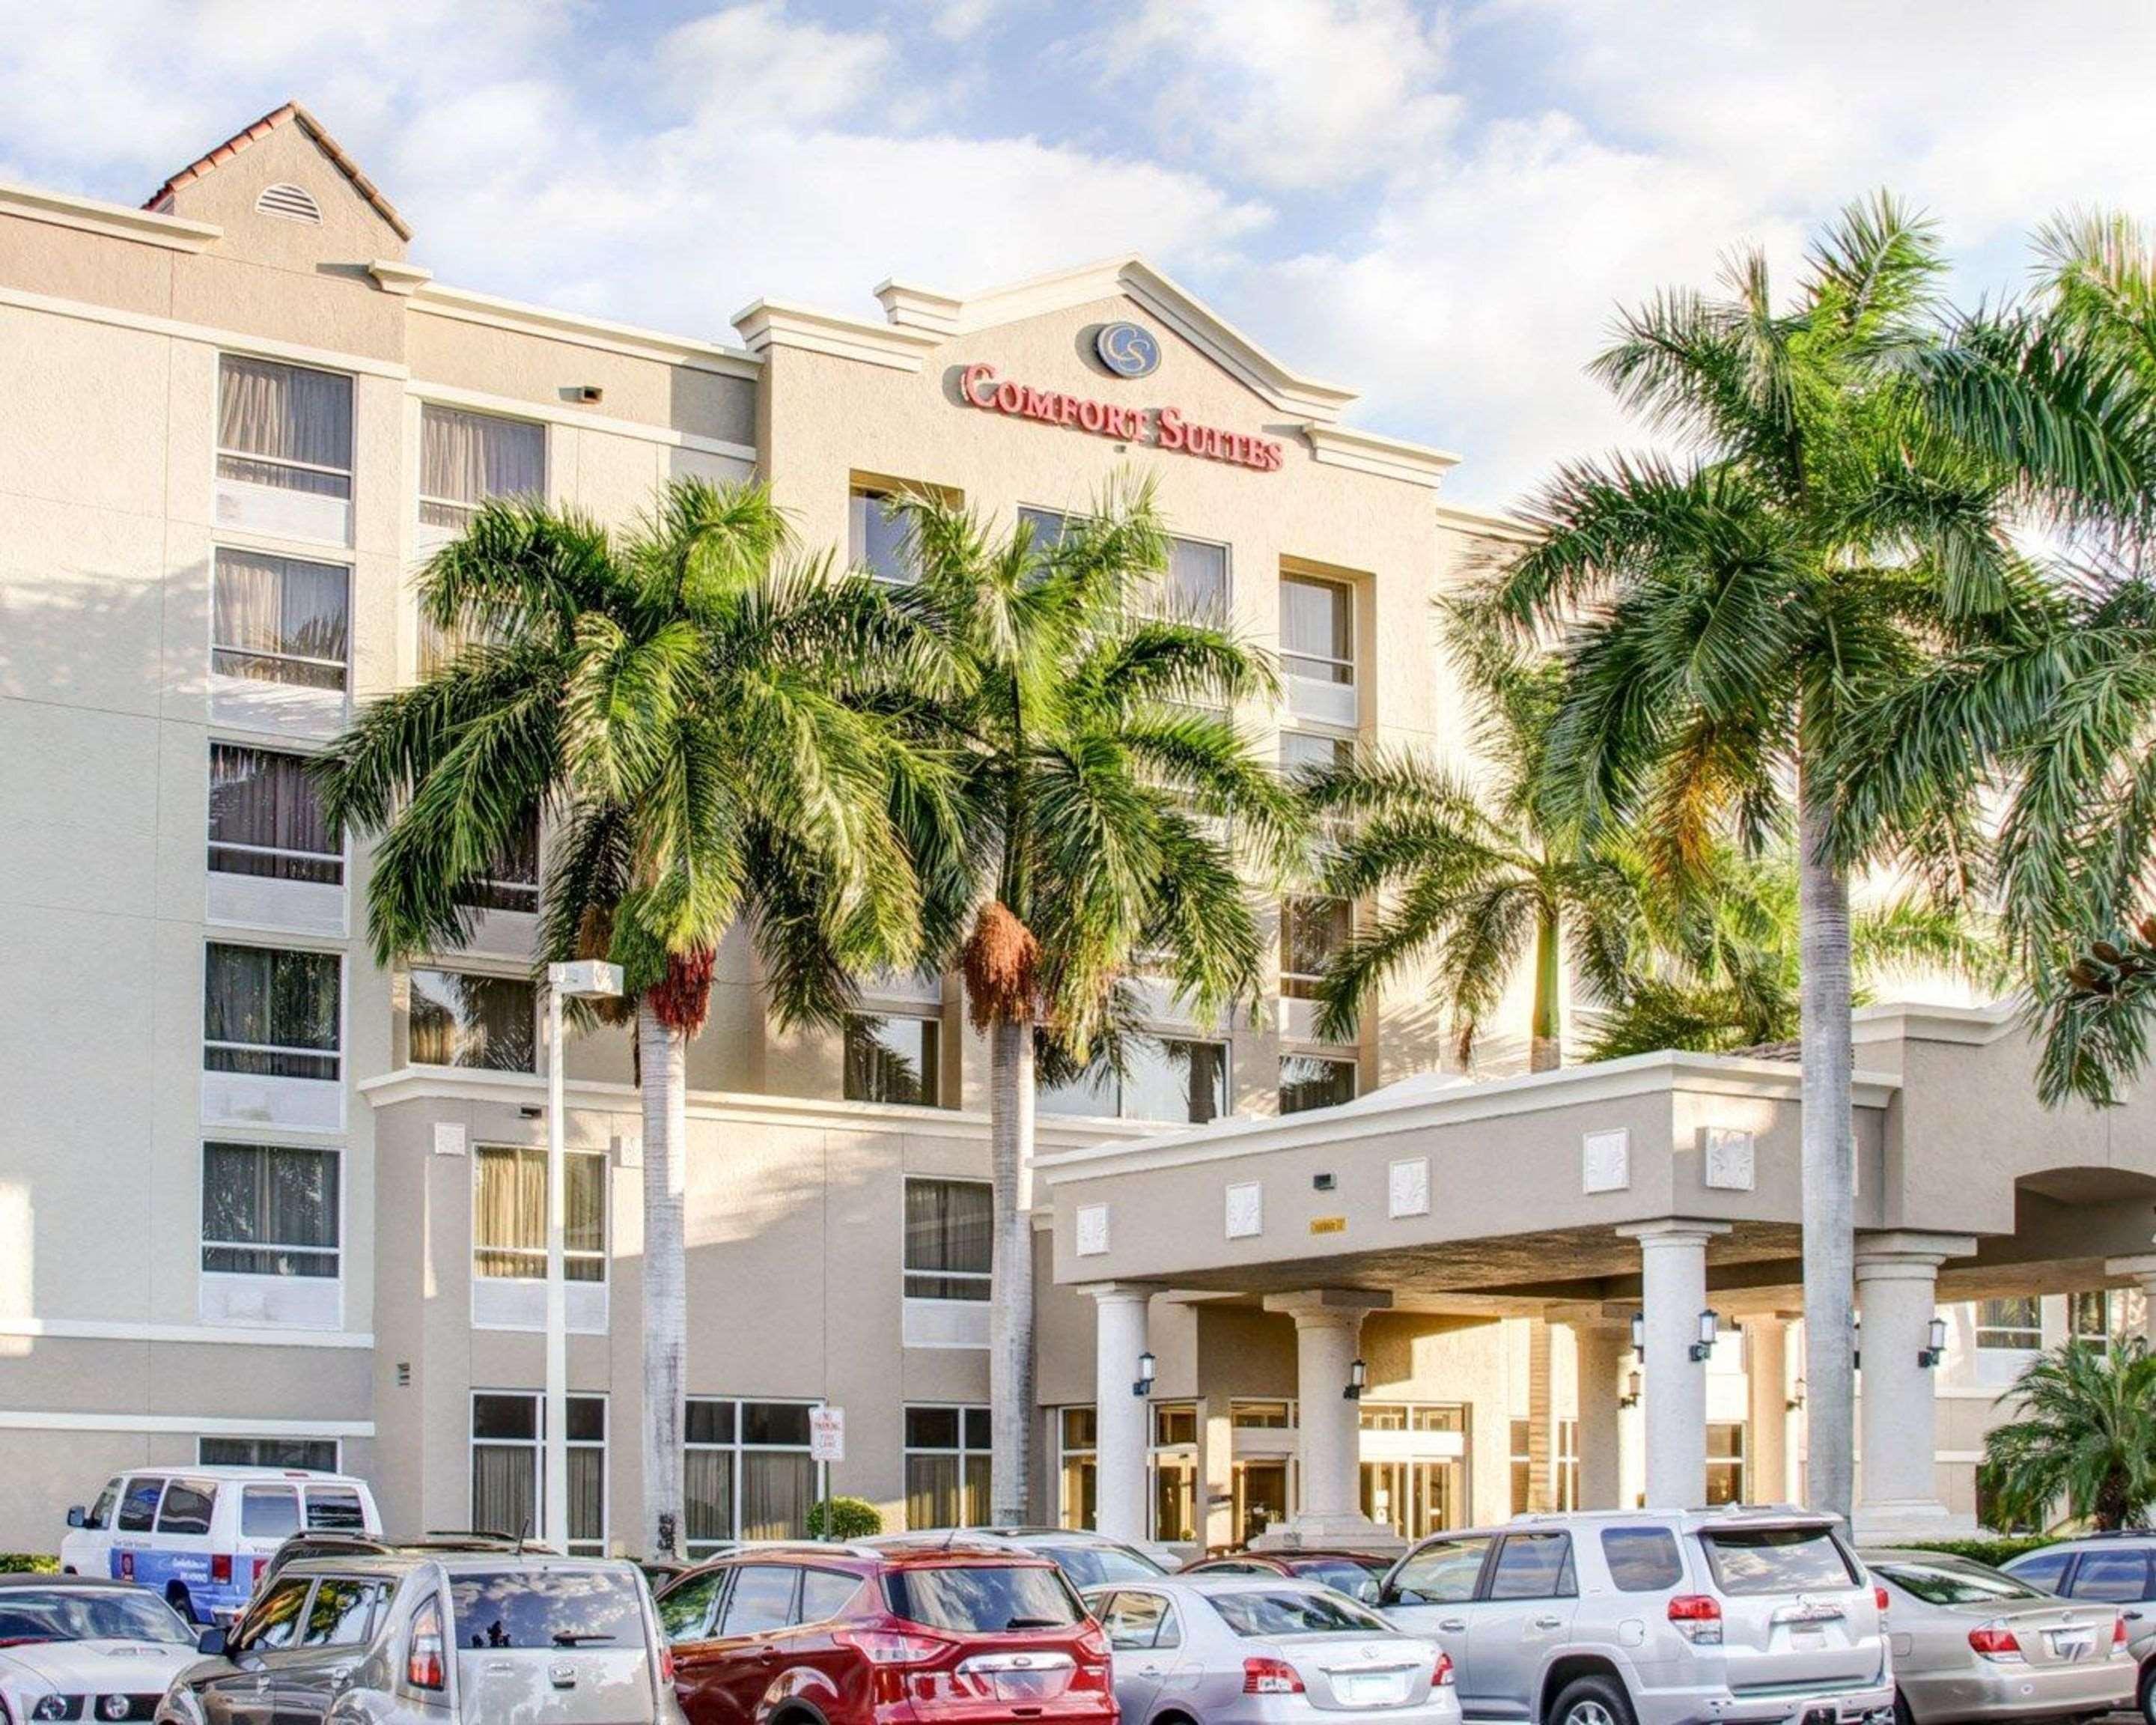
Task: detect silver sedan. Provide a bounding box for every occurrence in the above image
[1863,1548,2138,1725]
[1084,1574,1461,1725]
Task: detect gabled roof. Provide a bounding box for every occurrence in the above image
[143,100,411,241]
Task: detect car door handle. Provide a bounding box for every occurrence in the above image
[1534,1615,1564,1630]
[1438,1617,1467,1632]
[1139,1664,1166,1677]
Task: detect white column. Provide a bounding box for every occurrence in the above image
[1741,1314,1794,1505]
[2104,1254,2156,1345]
[1088,1285,1154,1543]
[543,984,569,1551]
[1260,1290,1395,1546]
[1853,1232,1975,1541]
[1559,1314,1630,1510]
[1618,1221,1729,1509]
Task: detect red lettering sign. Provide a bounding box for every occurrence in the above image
[956,365,1282,472]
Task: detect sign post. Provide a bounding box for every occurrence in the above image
[809,1405,844,1539]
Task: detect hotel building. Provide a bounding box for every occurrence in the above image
[1,104,2152,1561]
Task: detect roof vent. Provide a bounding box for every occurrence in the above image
[255,182,323,225]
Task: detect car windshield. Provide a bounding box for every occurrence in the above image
[883,1564,1084,1632]
[1297,1560,1387,1600]
[0,1589,194,1646]
[1699,1527,1857,1595]
[1876,1559,2048,1606]
[1209,1588,1393,1637]
[1042,1545,1163,1589]
[448,1570,645,1649]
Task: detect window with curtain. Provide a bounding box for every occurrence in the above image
[204,943,341,1080]
[904,1178,990,1300]
[208,744,341,883]
[904,1405,990,1530]
[201,1142,338,1277]
[1280,1053,1358,1115]
[1509,1419,1533,1515]
[409,969,536,1071]
[199,1437,339,1471]
[682,1399,817,1545]
[1280,574,1355,688]
[451,810,540,913]
[472,1146,605,1282]
[849,490,916,583]
[420,405,545,527]
[1160,536,1228,621]
[469,1392,604,1553]
[844,1014,940,1106]
[1281,896,1350,999]
[212,549,350,690]
[1976,1296,2041,1350]
[218,356,353,497]
[684,1399,737,1555]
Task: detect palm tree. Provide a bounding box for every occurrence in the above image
[318,479,948,1556]
[1490,195,2034,1520]
[886,478,1300,1524]
[1981,1337,2156,1530]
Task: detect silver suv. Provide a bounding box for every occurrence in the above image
[1377,1508,1893,1725]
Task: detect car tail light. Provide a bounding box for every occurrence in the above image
[660,1644,675,1686]
[2114,1616,2131,1653]
[837,1628,955,1708]
[1668,1595,1723,1645]
[1968,1625,2024,1663]
[407,1595,447,1691]
[1432,1652,1455,1688]
[1875,1584,1889,1618]
[210,1554,232,1586]
[1244,1658,1305,1695]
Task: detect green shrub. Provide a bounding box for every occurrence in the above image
[0,1555,58,1574]
[1895,1536,2056,1569]
[806,1497,882,1541]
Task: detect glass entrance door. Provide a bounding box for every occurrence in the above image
[1361,1459,1464,1538]
[1234,1459,1290,1545]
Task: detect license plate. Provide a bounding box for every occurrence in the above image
[1336,1673,1409,1706]
[1791,1628,1827,1650]
[2049,1630,2095,1662]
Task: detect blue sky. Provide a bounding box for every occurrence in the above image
[6,0,2155,506]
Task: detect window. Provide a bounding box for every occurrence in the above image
[1556,1419,1580,1511]
[1281,573,1356,724]
[236,1485,300,1542]
[2004,1548,2071,1590]
[1039,1037,1229,1123]
[117,1478,163,1533]
[1098,1590,1180,1651]
[1280,1053,1357,1114]
[1875,1557,2050,1606]
[302,1579,389,1646]
[881,1566,1083,1634]
[200,1437,339,1471]
[1280,730,1353,781]
[303,1485,367,1530]
[1358,1402,1464,1432]
[845,1014,941,1107]
[237,1577,311,1652]
[1018,505,1070,553]
[473,1146,605,1282]
[218,356,353,499]
[850,490,915,583]
[1601,1527,1684,1592]
[719,1566,800,1635]
[1059,1406,1097,1530]
[209,745,341,884]
[1699,1527,1857,1595]
[2065,1549,2155,1603]
[904,1178,990,1300]
[658,1571,724,1642]
[1705,1422,1746,1506]
[155,1480,216,1536]
[212,548,350,691]
[1145,536,1228,622]
[1232,1400,1293,1429]
[1489,1531,1576,1600]
[2070,1290,2118,1344]
[1151,1402,1199,1543]
[1281,896,1350,1001]
[448,1571,643,1649]
[1390,1536,1491,1606]
[802,1569,862,1622]
[201,1142,339,1278]
[411,969,536,1071]
[84,1480,120,1531]
[904,1405,990,1529]
[451,812,540,914]
[204,943,341,1080]
[1976,1296,2041,1351]
[1509,1419,1533,1515]
[469,1391,606,1554]
[683,1399,819,1548]
[419,404,544,529]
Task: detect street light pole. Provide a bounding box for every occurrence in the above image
[543,960,622,1553]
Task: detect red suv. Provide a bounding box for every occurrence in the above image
[656,1539,1117,1725]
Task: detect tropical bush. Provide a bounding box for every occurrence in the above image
[0,1554,56,1574]
[1980,1338,2156,1530]
[806,1497,883,1540]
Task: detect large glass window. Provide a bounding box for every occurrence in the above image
[209,744,341,883]
[1039,1037,1228,1122]
[844,1014,940,1107]
[410,969,536,1071]
[683,1399,817,1549]
[1148,536,1228,622]
[1509,1419,1534,1515]
[1281,574,1356,718]
[2070,1290,2119,1344]
[204,943,341,1080]
[1976,1296,2041,1351]
[850,490,915,584]
[1281,896,1350,1000]
[904,1405,990,1530]
[451,811,540,915]
[199,1437,339,1472]
[904,1178,990,1301]
[218,356,353,499]
[1058,1406,1097,1530]
[472,1145,606,1283]
[1280,1053,1357,1114]
[212,548,350,690]
[1556,1419,1580,1511]
[469,1391,605,1554]
[420,405,544,529]
[1705,1423,1746,1506]
[201,1142,338,1278]
[1151,1402,1199,1543]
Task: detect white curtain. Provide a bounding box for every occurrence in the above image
[213,549,348,686]
[219,356,352,494]
[421,404,544,523]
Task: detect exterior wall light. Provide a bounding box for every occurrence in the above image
[1787,1375,1806,1413]
[1918,1317,1947,1369]
[1344,1357,1368,1401]
[1630,1312,1645,1362]
[1689,1309,1719,1363]
[1621,1370,1642,1409]
[1133,1350,1157,1397]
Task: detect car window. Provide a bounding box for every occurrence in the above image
[300,1578,389,1647]
[1045,1546,1163,1589]
[1198,1561,1264,1575]
[242,1487,302,1542]
[2004,1549,2071,1593]
[448,1570,646,1650]
[1490,1533,1576,1600]
[800,1569,862,1623]
[1875,1559,2048,1606]
[1301,1560,1386,1601]
[716,1566,800,1636]
[156,1481,217,1537]
[239,1578,314,1652]
[1391,1537,1490,1605]
[1210,1588,1393,1637]
[304,1487,368,1532]
[1699,1527,1857,1595]
[117,1477,164,1533]
[2067,1550,2154,1602]
[657,1572,725,1643]
[1097,1590,1177,1650]
[883,1564,1085,1632]
[86,1480,122,1531]
[1602,1527,1684,1592]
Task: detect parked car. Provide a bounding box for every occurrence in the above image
[0,1573,204,1725]
[1863,1547,2136,1725]
[655,1536,1115,1725]
[1085,1572,1459,1725]
[255,1531,552,1591]
[2000,1533,2156,1724]
[1379,1507,1894,1725]
[1181,1551,1395,1605]
[158,1551,681,1725]
[61,1468,382,1626]
[889,1527,1177,1587]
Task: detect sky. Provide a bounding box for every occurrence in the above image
[5,0,2155,508]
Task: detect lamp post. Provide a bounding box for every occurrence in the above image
[544,959,622,1551]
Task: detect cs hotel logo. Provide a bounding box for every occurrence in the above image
[1094,320,1162,379]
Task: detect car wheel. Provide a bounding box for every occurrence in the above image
[166,1586,194,1625]
[1551,1673,1638,1725]
[2137,1661,2155,1725]
[1892,1688,1915,1725]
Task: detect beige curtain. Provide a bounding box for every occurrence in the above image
[473,1146,546,1277]
[213,550,349,686]
[421,404,543,523]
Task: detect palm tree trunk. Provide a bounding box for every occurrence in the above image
[1530,900,1562,1073]
[638,1000,688,1556]
[987,1015,1038,1526]
[1797,774,1856,1523]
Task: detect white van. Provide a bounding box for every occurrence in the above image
[59,1466,382,1625]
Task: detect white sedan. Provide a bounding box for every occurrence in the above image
[0,1577,201,1724]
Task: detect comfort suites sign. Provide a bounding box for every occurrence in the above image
[957,357,1285,473]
